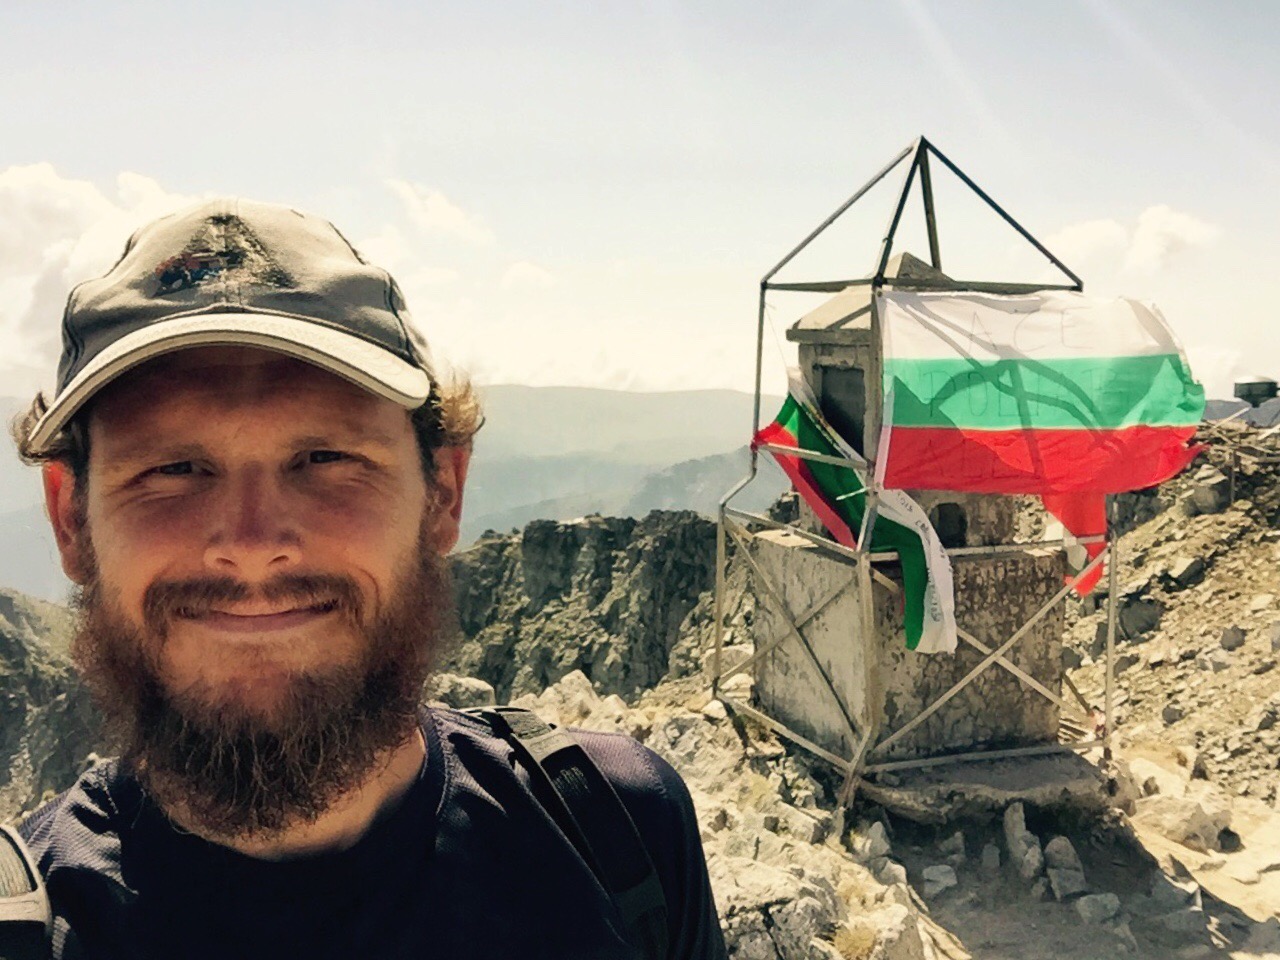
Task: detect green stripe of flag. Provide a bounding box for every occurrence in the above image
[884,353,1204,431]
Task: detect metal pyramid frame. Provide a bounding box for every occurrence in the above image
[713,136,1119,804]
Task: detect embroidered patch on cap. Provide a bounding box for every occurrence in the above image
[153,251,225,294]
[151,215,293,296]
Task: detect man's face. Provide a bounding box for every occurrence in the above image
[44,346,466,834]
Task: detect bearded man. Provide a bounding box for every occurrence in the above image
[11,199,727,959]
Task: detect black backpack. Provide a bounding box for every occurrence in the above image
[0,824,52,959]
[0,707,668,960]
[463,707,669,958]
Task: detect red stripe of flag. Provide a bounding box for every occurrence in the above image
[753,421,858,549]
[881,424,1201,495]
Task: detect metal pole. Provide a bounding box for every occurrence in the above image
[856,550,881,791]
[751,283,767,443]
[924,139,1083,290]
[713,513,727,697]
[863,738,1106,775]
[873,143,922,283]
[918,147,942,272]
[1104,496,1118,761]
[765,279,1080,295]
[858,290,884,547]
[720,695,854,771]
[761,141,917,284]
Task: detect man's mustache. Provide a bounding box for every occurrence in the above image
[142,574,365,636]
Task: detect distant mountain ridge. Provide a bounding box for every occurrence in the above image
[474,385,780,461]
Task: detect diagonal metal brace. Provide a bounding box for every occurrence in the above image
[727,524,865,750]
[872,547,1109,756]
[955,627,1070,713]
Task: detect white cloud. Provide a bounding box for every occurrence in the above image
[383,179,494,246]
[1123,204,1220,274]
[1044,218,1128,266]
[354,225,460,292]
[0,165,758,401]
[1043,205,1220,280]
[354,224,410,271]
[0,164,201,395]
[500,261,556,290]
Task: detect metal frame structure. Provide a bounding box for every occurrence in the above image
[713,137,1118,799]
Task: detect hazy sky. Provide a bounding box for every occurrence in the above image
[2,0,1277,401]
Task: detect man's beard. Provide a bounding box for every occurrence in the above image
[70,526,454,841]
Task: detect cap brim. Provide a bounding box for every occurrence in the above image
[27,312,432,454]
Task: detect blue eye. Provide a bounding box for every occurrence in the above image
[308,450,347,464]
[155,462,194,476]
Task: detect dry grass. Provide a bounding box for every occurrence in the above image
[832,924,878,959]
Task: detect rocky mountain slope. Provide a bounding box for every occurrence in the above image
[1065,420,1280,805]
[0,588,99,821]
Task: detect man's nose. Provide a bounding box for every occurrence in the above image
[202,466,302,578]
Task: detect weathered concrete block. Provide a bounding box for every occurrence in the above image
[750,528,1065,762]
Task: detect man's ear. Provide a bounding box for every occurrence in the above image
[426,446,471,554]
[43,462,89,583]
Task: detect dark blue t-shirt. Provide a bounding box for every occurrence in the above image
[20,708,727,960]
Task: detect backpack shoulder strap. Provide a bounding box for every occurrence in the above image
[465,706,669,959]
[0,825,51,959]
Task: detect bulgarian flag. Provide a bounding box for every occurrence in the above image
[877,291,1205,591]
[753,375,957,653]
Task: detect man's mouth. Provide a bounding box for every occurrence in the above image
[181,600,340,635]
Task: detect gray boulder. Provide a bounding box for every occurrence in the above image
[1220,625,1246,651]
[1188,465,1231,515]
[1003,802,1044,881]
[1044,836,1088,900]
[427,673,497,708]
[921,864,957,899]
[1074,893,1120,924]
[1167,556,1205,588]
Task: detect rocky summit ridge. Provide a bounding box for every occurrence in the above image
[447,510,731,701]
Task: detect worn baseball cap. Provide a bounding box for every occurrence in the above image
[26,197,433,454]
